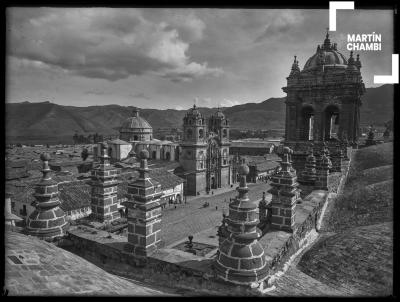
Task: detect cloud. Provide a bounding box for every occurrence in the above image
[255,11,304,43]
[160,10,206,43]
[7,8,222,82]
[220,99,241,107]
[84,89,107,95]
[129,92,151,100]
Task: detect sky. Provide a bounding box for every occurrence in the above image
[6,8,394,110]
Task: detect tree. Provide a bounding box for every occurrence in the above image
[81,148,89,161]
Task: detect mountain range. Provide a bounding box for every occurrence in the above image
[5,84,393,144]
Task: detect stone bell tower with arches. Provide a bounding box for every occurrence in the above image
[178,104,208,195]
[282,31,365,174]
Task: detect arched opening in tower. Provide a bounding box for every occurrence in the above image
[301,106,314,141]
[324,105,340,140]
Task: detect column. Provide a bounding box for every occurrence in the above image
[315,148,332,190]
[90,143,120,222]
[267,147,301,232]
[125,150,163,262]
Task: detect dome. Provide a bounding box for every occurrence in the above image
[186,104,203,118]
[120,107,152,130]
[213,108,225,119]
[303,33,347,71]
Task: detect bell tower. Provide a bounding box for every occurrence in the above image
[207,108,231,190]
[179,104,207,195]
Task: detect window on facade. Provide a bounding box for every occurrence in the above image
[199,129,204,138]
[21,205,27,216]
[11,201,15,211]
[187,129,193,139]
[223,129,227,137]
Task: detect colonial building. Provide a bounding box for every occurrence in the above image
[282,31,365,175]
[94,107,179,163]
[176,105,232,195]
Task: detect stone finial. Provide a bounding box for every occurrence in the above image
[40,153,51,180]
[323,29,331,49]
[132,107,139,117]
[139,149,149,160]
[290,55,300,76]
[40,152,51,162]
[238,163,249,176]
[355,53,362,69]
[138,149,149,171]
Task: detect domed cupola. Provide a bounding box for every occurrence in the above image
[119,107,153,142]
[303,32,348,71]
[183,104,205,126]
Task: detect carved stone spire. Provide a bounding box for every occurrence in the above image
[26,153,68,240]
[323,29,331,50]
[290,55,300,76]
[355,53,362,69]
[215,163,268,285]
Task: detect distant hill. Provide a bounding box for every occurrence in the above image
[5,85,393,144]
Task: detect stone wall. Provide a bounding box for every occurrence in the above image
[265,193,328,279]
[65,227,262,296]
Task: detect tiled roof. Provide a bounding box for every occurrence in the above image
[147,160,180,171]
[231,141,276,148]
[5,159,28,168]
[58,181,91,212]
[108,138,130,145]
[5,168,29,180]
[148,168,184,190]
[249,160,280,172]
[118,168,184,197]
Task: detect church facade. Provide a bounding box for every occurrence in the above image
[176,105,232,195]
